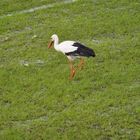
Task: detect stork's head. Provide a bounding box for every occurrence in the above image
[48,34,58,48]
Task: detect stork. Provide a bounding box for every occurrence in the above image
[48,34,95,80]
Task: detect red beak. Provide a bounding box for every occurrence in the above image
[48,40,54,48]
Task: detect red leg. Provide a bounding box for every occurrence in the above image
[68,60,76,80]
[78,58,84,70]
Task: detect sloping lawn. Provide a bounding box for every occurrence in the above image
[0,0,140,139]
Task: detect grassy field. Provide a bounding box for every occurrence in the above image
[0,0,140,139]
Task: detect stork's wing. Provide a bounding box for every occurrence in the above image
[58,41,78,54]
[66,42,95,57]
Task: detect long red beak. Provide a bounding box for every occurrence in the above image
[48,40,54,48]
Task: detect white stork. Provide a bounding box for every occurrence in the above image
[48,34,95,80]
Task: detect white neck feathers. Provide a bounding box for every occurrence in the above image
[53,35,59,51]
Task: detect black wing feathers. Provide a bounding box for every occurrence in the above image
[65,42,95,57]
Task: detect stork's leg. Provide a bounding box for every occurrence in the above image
[68,60,76,80]
[78,58,84,70]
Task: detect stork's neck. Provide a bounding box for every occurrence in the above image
[54,36,59,50]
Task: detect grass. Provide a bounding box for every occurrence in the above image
[0,0,140,139]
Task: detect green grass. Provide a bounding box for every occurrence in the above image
[0,0,140,139]
[0,0,63,16]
